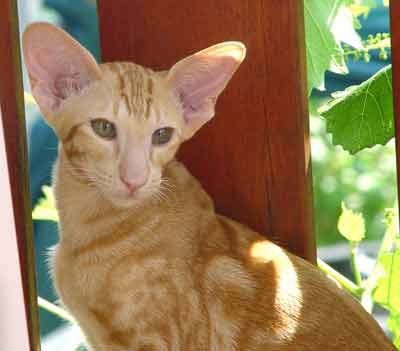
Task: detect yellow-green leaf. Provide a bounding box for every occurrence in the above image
[338,202,365,242]
[32,186,59,222]
[373,249,400,315]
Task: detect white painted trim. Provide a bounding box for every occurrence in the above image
[0,110,30,350]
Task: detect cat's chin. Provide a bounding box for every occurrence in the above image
[106,190,152,209]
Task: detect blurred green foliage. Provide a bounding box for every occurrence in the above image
[310,98,397,246]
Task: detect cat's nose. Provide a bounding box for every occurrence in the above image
[120,176,146,194]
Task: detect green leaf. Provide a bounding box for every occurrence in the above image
[337,202,365,242]
[32,186,59,222]
[319,65,394,154]
[304,0,362,95]
[373,208,400,314]
[373,249,400,315]
[388,313,400,349]
[372,208,400,348]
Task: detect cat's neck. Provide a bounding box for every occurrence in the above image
[54,149,213,252]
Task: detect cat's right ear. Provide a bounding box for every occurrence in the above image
[167,42,246,139]
[22,22,101,117]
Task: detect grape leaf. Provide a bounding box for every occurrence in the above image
[304,0,362,95]
[373,249,400,315]
[319,65,394,154]
[372,208,400,349]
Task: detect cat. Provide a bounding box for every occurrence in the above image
[23,22,395,351]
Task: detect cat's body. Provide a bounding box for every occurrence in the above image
[53,156,393,351]
[23,23,395,350]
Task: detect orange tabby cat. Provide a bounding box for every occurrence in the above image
[23,23,394,351]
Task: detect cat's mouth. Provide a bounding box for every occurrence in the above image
[108,189,147,208]
[105,181,157,208]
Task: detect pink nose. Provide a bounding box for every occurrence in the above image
[120,177,146,194]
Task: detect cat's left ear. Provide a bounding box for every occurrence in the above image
[22,22,101,116]
[167,42,246,137]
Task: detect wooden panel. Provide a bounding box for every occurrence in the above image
[390,3,400,214]
[0,0,40,350]
[97,1,316,262]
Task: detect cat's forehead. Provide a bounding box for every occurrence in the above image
[100,62,166,122]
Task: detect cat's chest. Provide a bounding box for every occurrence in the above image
[52,244,109,310]
[53,244,187,317]
[53,245,206,350]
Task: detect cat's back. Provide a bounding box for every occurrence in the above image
[165,162,394,350]
[202,215,394,350]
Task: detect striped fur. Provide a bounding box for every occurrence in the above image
[24,23,394,351]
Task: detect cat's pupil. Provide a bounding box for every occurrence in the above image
[91,119,117,140]
[152,127,174,145]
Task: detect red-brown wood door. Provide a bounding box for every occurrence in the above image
[390,3,400,212]
[97,1,316,262]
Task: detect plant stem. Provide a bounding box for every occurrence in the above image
[343,38,391,59]
[317,258,363,297]
[361,287,374,313]
[350,243,363,287]
[37,296,75,323]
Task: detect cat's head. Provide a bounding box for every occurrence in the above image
[23,22,245,207]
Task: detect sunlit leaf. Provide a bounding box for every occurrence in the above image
[373,249,400,315]
[32,186,59,222]
[304,0,362,95]
[319,65,394,154]
[331,6,363,49]
[388,313,400,349]
[338,202,365,242]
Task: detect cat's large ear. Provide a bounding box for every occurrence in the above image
[167,42,246,137]
[22,22,101,115]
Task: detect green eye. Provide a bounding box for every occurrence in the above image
[152,127,174,146]
[91,119,117,140]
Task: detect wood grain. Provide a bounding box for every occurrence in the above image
[97,1,316,262]
[390,3,400,220]
[0,0,40,349]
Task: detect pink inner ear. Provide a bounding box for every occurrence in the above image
[168,51,243,127]
[23,24,100,113]
[180,58,236,102]
[27,48,92,111]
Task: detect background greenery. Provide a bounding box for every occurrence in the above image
[305,0,397,247]
[311,100,397,246]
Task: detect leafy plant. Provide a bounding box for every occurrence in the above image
[326,204,400,348]
[319,65,393,154]
[304,0,398,347]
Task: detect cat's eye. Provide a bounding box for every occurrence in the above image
[91,119,117,140]
[152,127,174,145]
